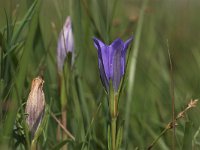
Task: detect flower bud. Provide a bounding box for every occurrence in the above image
[25,76,45,138]
[57,16,74,72]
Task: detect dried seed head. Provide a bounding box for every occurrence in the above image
[25,76,45,138]
[188,99,198,108]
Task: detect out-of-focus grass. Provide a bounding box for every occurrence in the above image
[1,0,200,149]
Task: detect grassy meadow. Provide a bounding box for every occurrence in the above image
[1,0,200,149]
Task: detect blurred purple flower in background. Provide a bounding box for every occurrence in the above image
[57,16,74,72]
[93,37,133,93]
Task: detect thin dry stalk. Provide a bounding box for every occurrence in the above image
[147,99,198,150]
[51,112,75,141]
[167,40,175,150]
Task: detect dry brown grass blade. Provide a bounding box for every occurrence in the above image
[147,99,198,150]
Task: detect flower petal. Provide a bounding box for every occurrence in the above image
[121,36,133,75]
[99,58,109,91]
[124,36,133,53]
[93,37,106,49]
[57,37,67,72]
[110,38,124,92]
[109,38,124,78]
[93,38,110,79]
[63,16,74,52]
[93,38,109,91]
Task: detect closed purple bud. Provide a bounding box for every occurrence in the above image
[25,77,45,138]
[93,37,133,93]
[57,16,74,72]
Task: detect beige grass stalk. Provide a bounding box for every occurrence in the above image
[147,99,198,150]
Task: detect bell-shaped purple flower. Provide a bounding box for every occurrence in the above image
[57,16,74,72]
[93,37,133,93]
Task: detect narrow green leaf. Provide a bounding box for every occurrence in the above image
[70,0,84,74]
[116,124,123,150]
[30,105,49,150]
[124,0,148,143]
[193,125,200,149]
[32,105,50,142]
[52,139,73,150]
[75,76,90,126]
[11,0,38,45]
[108,124,112,150]
[182,122,194,150]
[71,75,86,141]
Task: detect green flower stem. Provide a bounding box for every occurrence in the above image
[111,118,117,150]
[61,74,67,127]
[60,59,71,149]
[61,74,67,110]
[109,86,118,150]
[60,73,68,150]
[30,140,37,150]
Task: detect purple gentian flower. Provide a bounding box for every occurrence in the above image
[93,37,133,93]
[57,16,74,72]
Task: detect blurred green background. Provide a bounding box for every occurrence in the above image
[1,0,200,149]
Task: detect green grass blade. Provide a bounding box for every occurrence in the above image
[3,0,42,142]
[182,122,194,150]
[123,0,148,144]
[11,0,38,45]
